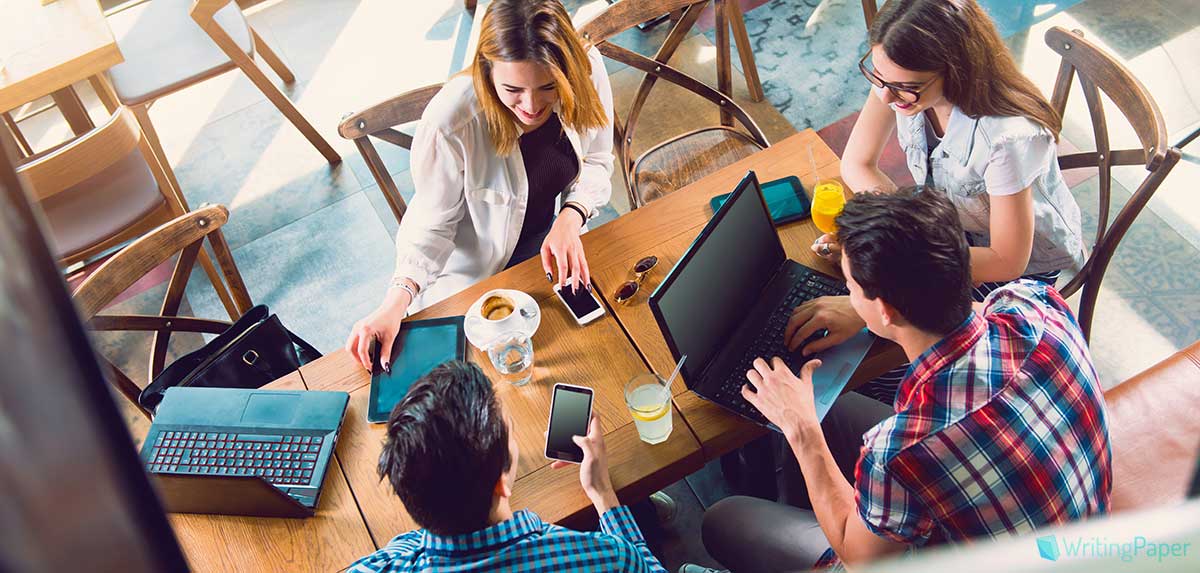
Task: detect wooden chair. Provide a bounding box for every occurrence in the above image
[579,0,771,209]
[72,204,252,419]
[337,84,443,224]
[861,0,878,30]
[16,106,243,321]
[1045,27,1183,340]
[95,0,340,209]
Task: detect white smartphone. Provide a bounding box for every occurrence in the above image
[553,283,605,325]
[545,383,594,464]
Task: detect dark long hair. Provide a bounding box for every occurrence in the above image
[871,0,1061,139]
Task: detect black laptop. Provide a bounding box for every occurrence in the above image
[649,171,849,430]
[139,386,349,518]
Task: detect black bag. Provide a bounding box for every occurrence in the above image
[139,305,322,414]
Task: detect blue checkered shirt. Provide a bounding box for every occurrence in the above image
[346,506,667,572]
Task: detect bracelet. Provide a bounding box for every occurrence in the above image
[561,202,588,226]
[391,279,418,305]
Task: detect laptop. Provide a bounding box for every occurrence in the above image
[139,386,349,518]
[649,171,851,430]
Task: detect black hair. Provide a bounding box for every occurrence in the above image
[377,360,512,535]
[837,187,973,334]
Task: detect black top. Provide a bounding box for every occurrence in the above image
[514,113,579,251]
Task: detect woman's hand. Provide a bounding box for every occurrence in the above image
[541,208,591,293]
[811,233,842,262]
[345,287,411,372]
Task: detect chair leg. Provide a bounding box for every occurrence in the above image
[200,20,340,163]
[250,27,295,84]
[714,0,734,127]
[726,0,764,102]
[89,74,121,114]
[129,103,188,211]
[197,246,242,320]
[130,102,241,319]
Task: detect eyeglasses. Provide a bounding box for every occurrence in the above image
[858,52,937,104]
[613,256,659,305]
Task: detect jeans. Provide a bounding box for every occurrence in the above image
[701,393,893,572]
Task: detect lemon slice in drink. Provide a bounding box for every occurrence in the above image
[629,403,670,422]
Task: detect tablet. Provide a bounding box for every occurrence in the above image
[710,175,810,225]
[368,316,467,423]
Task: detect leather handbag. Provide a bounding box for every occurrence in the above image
[139,305,321,414]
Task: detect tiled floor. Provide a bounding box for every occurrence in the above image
[13,0,1199,570]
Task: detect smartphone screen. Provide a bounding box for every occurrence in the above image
[557,285,602,319]
[546,385,593,463]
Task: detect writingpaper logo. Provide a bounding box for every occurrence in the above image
[1035,534,1191,563]
[1037,535,1061,561]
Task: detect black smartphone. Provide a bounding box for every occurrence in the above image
[553,283,605,325]
[545,384,594,463]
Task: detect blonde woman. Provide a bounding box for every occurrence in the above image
[346,0,613,371]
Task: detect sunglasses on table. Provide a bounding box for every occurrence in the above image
[612,255,659,305]
[858,52,938,104]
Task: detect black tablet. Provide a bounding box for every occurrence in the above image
[368,316,467,423]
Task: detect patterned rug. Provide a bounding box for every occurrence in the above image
[706,0,1088,132]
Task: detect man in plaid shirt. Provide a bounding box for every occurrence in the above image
[690,188,1111,572]
[347,361,666,572]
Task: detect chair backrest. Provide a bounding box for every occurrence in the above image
[1044,27,1182,340]
[1104,340,1200,512]
[337,84,444,224]
[578,0,770,209]
[72,204,252,419]
[16,107,143,202]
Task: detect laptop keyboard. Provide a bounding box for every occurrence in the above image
[146,431,323,486]
[710,267,849,426]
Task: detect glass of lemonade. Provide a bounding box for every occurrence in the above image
[486,331,533,386]
[811,180,846,235]
[624,373,673,444]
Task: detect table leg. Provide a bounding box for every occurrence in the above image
[715,0,733,127]
[50,85,94,135]
[2,112,34,158]
[727,0,764,102]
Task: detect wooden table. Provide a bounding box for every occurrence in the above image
[0,0,122,134]
[169,129,903,570]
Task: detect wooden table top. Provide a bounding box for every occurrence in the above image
[585,129,905,457]
[165,128,902,570]
[0,0,122,111]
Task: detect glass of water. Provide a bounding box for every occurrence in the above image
[624,373,673,444]
[486,331,534,386]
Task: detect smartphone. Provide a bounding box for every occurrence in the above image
[710,175,810,225]
[545,384,594,463]
[553,283,605,325]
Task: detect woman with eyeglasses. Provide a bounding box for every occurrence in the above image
[344,0,613,371]
[792,0,1085,403]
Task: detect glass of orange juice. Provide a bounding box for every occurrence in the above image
[811,180,846,235]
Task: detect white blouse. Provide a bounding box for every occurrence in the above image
[393,46,615,311]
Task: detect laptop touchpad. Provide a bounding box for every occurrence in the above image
[241,393,300,425]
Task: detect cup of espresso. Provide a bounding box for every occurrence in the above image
[464,289,540,352]
[481,294,516,321]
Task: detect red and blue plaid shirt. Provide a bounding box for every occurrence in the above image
[820,280,1112,568]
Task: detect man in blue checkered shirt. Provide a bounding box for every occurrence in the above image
[346,360,667,573]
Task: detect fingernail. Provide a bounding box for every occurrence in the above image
[586,282,592,292]
[383,360,390,374]
[546,272,553,283]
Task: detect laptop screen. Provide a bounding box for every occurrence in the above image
[649,172,787,382]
